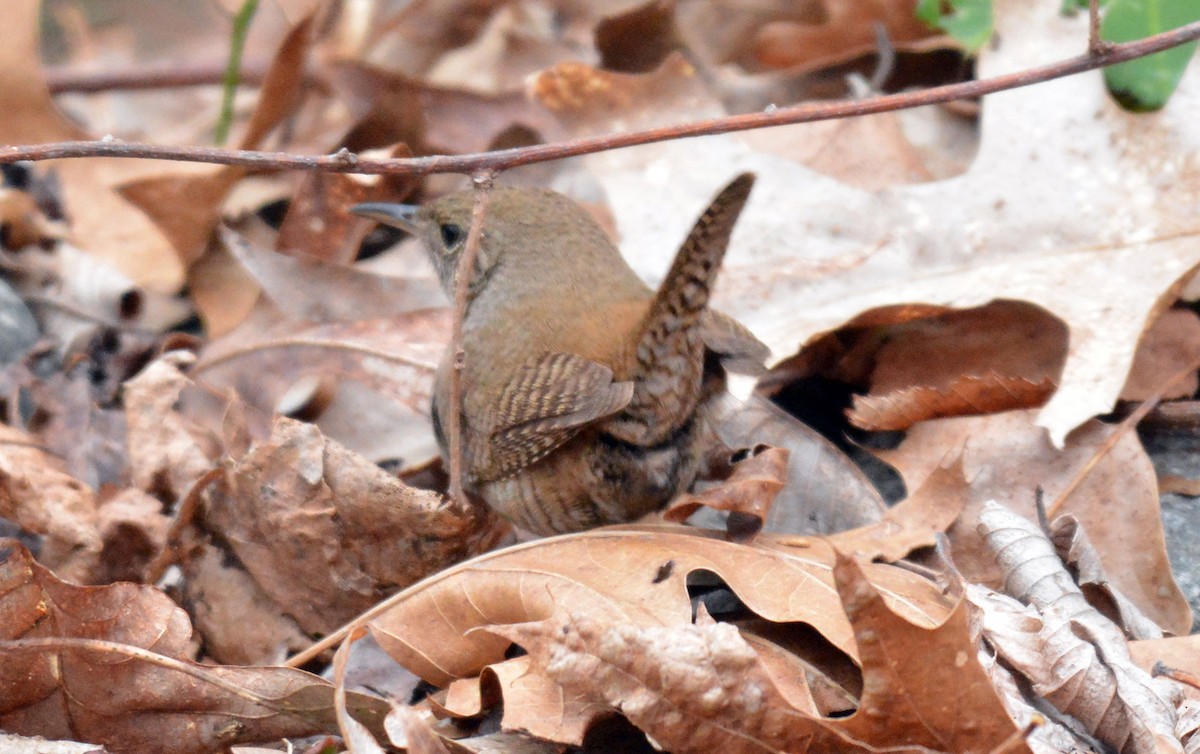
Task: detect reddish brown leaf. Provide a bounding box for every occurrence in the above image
[828,552,1031,753]
[0,540,390,753]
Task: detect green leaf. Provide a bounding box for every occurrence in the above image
[1102,0,1200,111]
[916,0,995,53]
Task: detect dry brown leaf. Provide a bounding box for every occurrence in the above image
[827,552,1032,753]
[221,227,446,321]
[707,394,887,535]
[594,0,681,74]
[747,0,935,73]
[0,425,100,583]
[0,540,391,753]
[1131,635,1200,702]
[1121,308,1200,401]
[823,459,966,562]
[178,539,313,665]
[480,551,1022,753]
[123,354,216,504]
[975,503,1181,754]
[195,416,502,638]
[665,444,789,538]
[877,408,1192,635]
[369,525,953,688]
[844,301,1067,430]
[94,488,170,585]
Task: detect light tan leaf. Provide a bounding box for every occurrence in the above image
[368,526,953,687]
[877,409,1192,635]
[823,459,966,562]
[1121,309,1200,401]
[490,609,848,753]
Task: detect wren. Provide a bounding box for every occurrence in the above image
[353,173,766,534]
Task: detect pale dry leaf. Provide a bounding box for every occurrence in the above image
[0,425,101,583]
[876,408,1191,635]
[1050,516,1166,641]
[0,732,102,754]
[123,354,215,504]
[385,704,452,754]
[198,417,502,636]
[537,0,1200,446]
[974,640,1086,754]
[368,526,953,687]
[822,459,966,562]
[1178,700,1200,754]
[220,227,447,322]
[977,503,1181,754]
[334,630,389,754]
[490,608,852,754]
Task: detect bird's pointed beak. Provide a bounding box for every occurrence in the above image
[350,202,420,234]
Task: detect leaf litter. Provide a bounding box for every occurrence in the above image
[0,0,1198,751]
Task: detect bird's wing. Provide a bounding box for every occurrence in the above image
[468,352,633,482]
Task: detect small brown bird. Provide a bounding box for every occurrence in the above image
[353,174,766,534]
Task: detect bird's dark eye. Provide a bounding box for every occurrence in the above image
[439,223,464,248]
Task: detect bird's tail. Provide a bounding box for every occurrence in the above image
[610,172,756,446]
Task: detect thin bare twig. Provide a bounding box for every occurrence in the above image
[1087,0,1111,56]
[191,338,438,375]
[1153,662,1200,691]
[5,19,1200,176]
[45,59,272,94]
[446,173,495,506]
